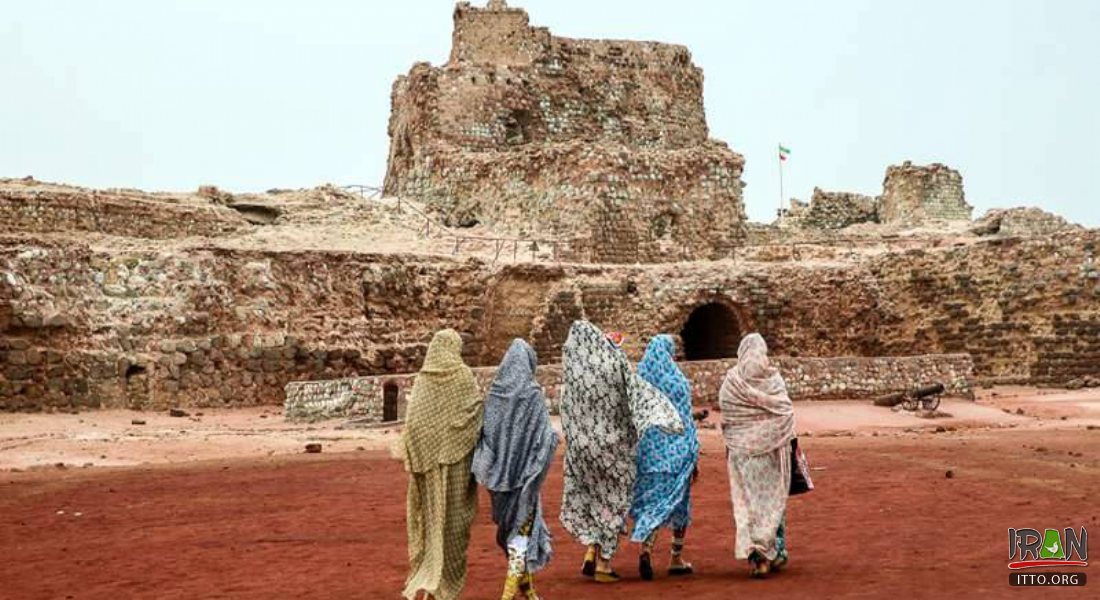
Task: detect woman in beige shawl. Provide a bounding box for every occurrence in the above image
[400,329,484,600]
[719,333,795,578]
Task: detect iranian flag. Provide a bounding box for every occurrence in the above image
[779,144,791,161]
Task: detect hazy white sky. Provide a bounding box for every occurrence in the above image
[3,0,1097,225]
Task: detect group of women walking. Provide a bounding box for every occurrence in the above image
[398,320,808,600]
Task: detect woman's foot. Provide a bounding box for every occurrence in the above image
[500,573,521,600]
[771,549,789,571]
[595,553,620,583]
[749,552,771,578]
[519,573,540,600]
[582,546,597,577]
[668,554,694,576]
[594,569,621,583]
[638,552,654,581]
[668,534,694,576]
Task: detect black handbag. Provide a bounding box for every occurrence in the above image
[789,437,814,495]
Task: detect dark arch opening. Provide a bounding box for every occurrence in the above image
[382,382,399,422]
[680,303,741,361]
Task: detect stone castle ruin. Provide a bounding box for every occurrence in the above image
[779,162,972,232]
[383,1,746,263]
[1,1,1097,421]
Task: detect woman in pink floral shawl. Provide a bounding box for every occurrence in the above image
[719,333,795,578]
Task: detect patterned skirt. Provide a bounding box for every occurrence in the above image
[629,469,693,542]
[725,447,791,560]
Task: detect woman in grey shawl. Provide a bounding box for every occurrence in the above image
[472,339,560,600]
[719,333,796,578]
[559,320,683,583]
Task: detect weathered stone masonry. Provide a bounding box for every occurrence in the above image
[3,230,1095,411]
[383,1,747,263]
[0,2,1095,413]
[880,162,971,224]
[1,185,247,240]
[284,354,975,423]
[778,162,971,231]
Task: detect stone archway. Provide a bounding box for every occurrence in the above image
[679,302,742,360]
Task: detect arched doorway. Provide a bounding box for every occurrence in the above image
[382,382,399,422]
[680,302,742,360]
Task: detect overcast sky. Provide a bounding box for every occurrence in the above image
[3,0,1097,225]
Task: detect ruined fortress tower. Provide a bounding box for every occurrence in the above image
[879,161,971,224]
[383,1,746,263]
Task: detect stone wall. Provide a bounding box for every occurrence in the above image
[970,207,1082,237]
[383,1,747,262]
[3,228,1096,412]
[870,232,1099,384]
[0,183,247,239]
[880,161,971,224]
[779,188,878,230]
[0,240,493,411]
[283,353,974,423]
[776,162,974,233]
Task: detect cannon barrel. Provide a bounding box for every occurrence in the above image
[911,383,945,399]
[873,391,906,407]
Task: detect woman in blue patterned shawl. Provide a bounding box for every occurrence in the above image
[629,334,700,580]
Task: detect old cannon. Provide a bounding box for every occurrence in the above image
[872,382,945,412]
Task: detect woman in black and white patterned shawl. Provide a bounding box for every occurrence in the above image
[558,320,683,583]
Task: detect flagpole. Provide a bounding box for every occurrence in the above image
[778,147,785,215]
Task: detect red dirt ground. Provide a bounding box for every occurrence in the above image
[2,428,1098,599]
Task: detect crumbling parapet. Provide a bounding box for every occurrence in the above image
[779,188,878,230]
[970,207,1082,237]
[777,162,972,232]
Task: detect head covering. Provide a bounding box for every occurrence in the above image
[629,334,700,542]
[402,329,484,474]
[636,334,698,474]
[718,333,795,455]
[472,339,560,572]
[558,320,683,559]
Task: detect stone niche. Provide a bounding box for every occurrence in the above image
[383,0,747,263]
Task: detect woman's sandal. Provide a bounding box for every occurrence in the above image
[594,569,621,583]
[582,547,596,577]
[639,552,654,581]
[749,552,771,579]
[519,574,541,600]
[771,550,789,571]
[668,562,695,576]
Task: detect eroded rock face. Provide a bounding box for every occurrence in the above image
[382,1,747,263]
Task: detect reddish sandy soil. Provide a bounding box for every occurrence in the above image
[2,427,1098,599]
